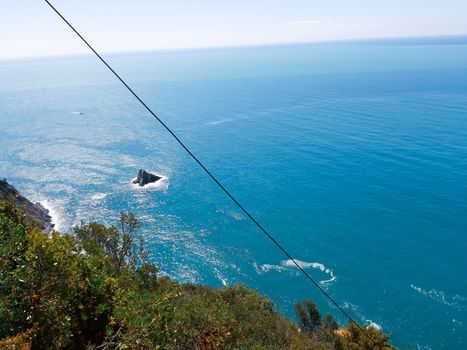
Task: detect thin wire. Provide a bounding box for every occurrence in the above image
[43,0,373,342]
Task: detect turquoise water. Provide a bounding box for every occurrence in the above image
[1,39,467,349]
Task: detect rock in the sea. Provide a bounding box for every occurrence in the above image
[0,179,54,234]
[132,169,162,187]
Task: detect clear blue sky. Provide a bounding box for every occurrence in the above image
[1,0,467,59]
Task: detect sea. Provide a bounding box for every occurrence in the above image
[1,37,467,349]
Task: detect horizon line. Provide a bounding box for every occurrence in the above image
[2,33,467,62]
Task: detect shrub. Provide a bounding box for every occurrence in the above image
[0,201,398,349]
[295,300,322,334]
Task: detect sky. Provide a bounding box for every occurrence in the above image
[1,0,467,59]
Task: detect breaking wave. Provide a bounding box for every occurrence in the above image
[410,284,466,310]
[254,259,337,287]
[39,199,62,232]
[365,320,382,331]
[91,192,108,201]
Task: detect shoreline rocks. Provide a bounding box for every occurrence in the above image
[132,169,162,187]
[0,179,54,234]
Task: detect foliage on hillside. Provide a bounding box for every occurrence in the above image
[0,200,396,349]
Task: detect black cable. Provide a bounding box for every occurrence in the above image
[43,0,373,342]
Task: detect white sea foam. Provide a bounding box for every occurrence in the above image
[214,269,228,286]
[228,211,245,221]
[410,284,466,309]
[342,302,383,332]
[365,319,382,331]
[282,259,337,286]
[257,263,288,273]
[130,174,169,191]
[255,259,337,287]
[40,199,62,232]
[416,344,433,350]
[91,192,108,201]
[252,262,260,274]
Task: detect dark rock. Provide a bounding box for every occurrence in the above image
[0,179,54,234]
[132,169,162,187]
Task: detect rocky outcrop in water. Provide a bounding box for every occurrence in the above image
[132,169,162,187]
[0,179,54,233]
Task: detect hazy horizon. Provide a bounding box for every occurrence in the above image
[3,33,467,62]
[2,0,467,59]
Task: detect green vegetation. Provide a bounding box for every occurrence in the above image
[0,200,396,349]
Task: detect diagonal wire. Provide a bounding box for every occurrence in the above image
[43,0,373,342]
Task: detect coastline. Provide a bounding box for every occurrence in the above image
[0,179,54,234]
[38,199,60,233]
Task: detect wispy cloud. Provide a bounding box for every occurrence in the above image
[289,20,321,27]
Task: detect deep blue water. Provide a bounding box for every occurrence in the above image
[1,40,467,349]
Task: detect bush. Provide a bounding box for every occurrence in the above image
[0,202,29,338]
[0,201,397,349]
[295,300,322,334]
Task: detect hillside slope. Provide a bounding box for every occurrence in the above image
[0,183,396,349]
[0,179,54,233]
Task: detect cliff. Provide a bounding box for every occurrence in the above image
[0,179,54,233]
